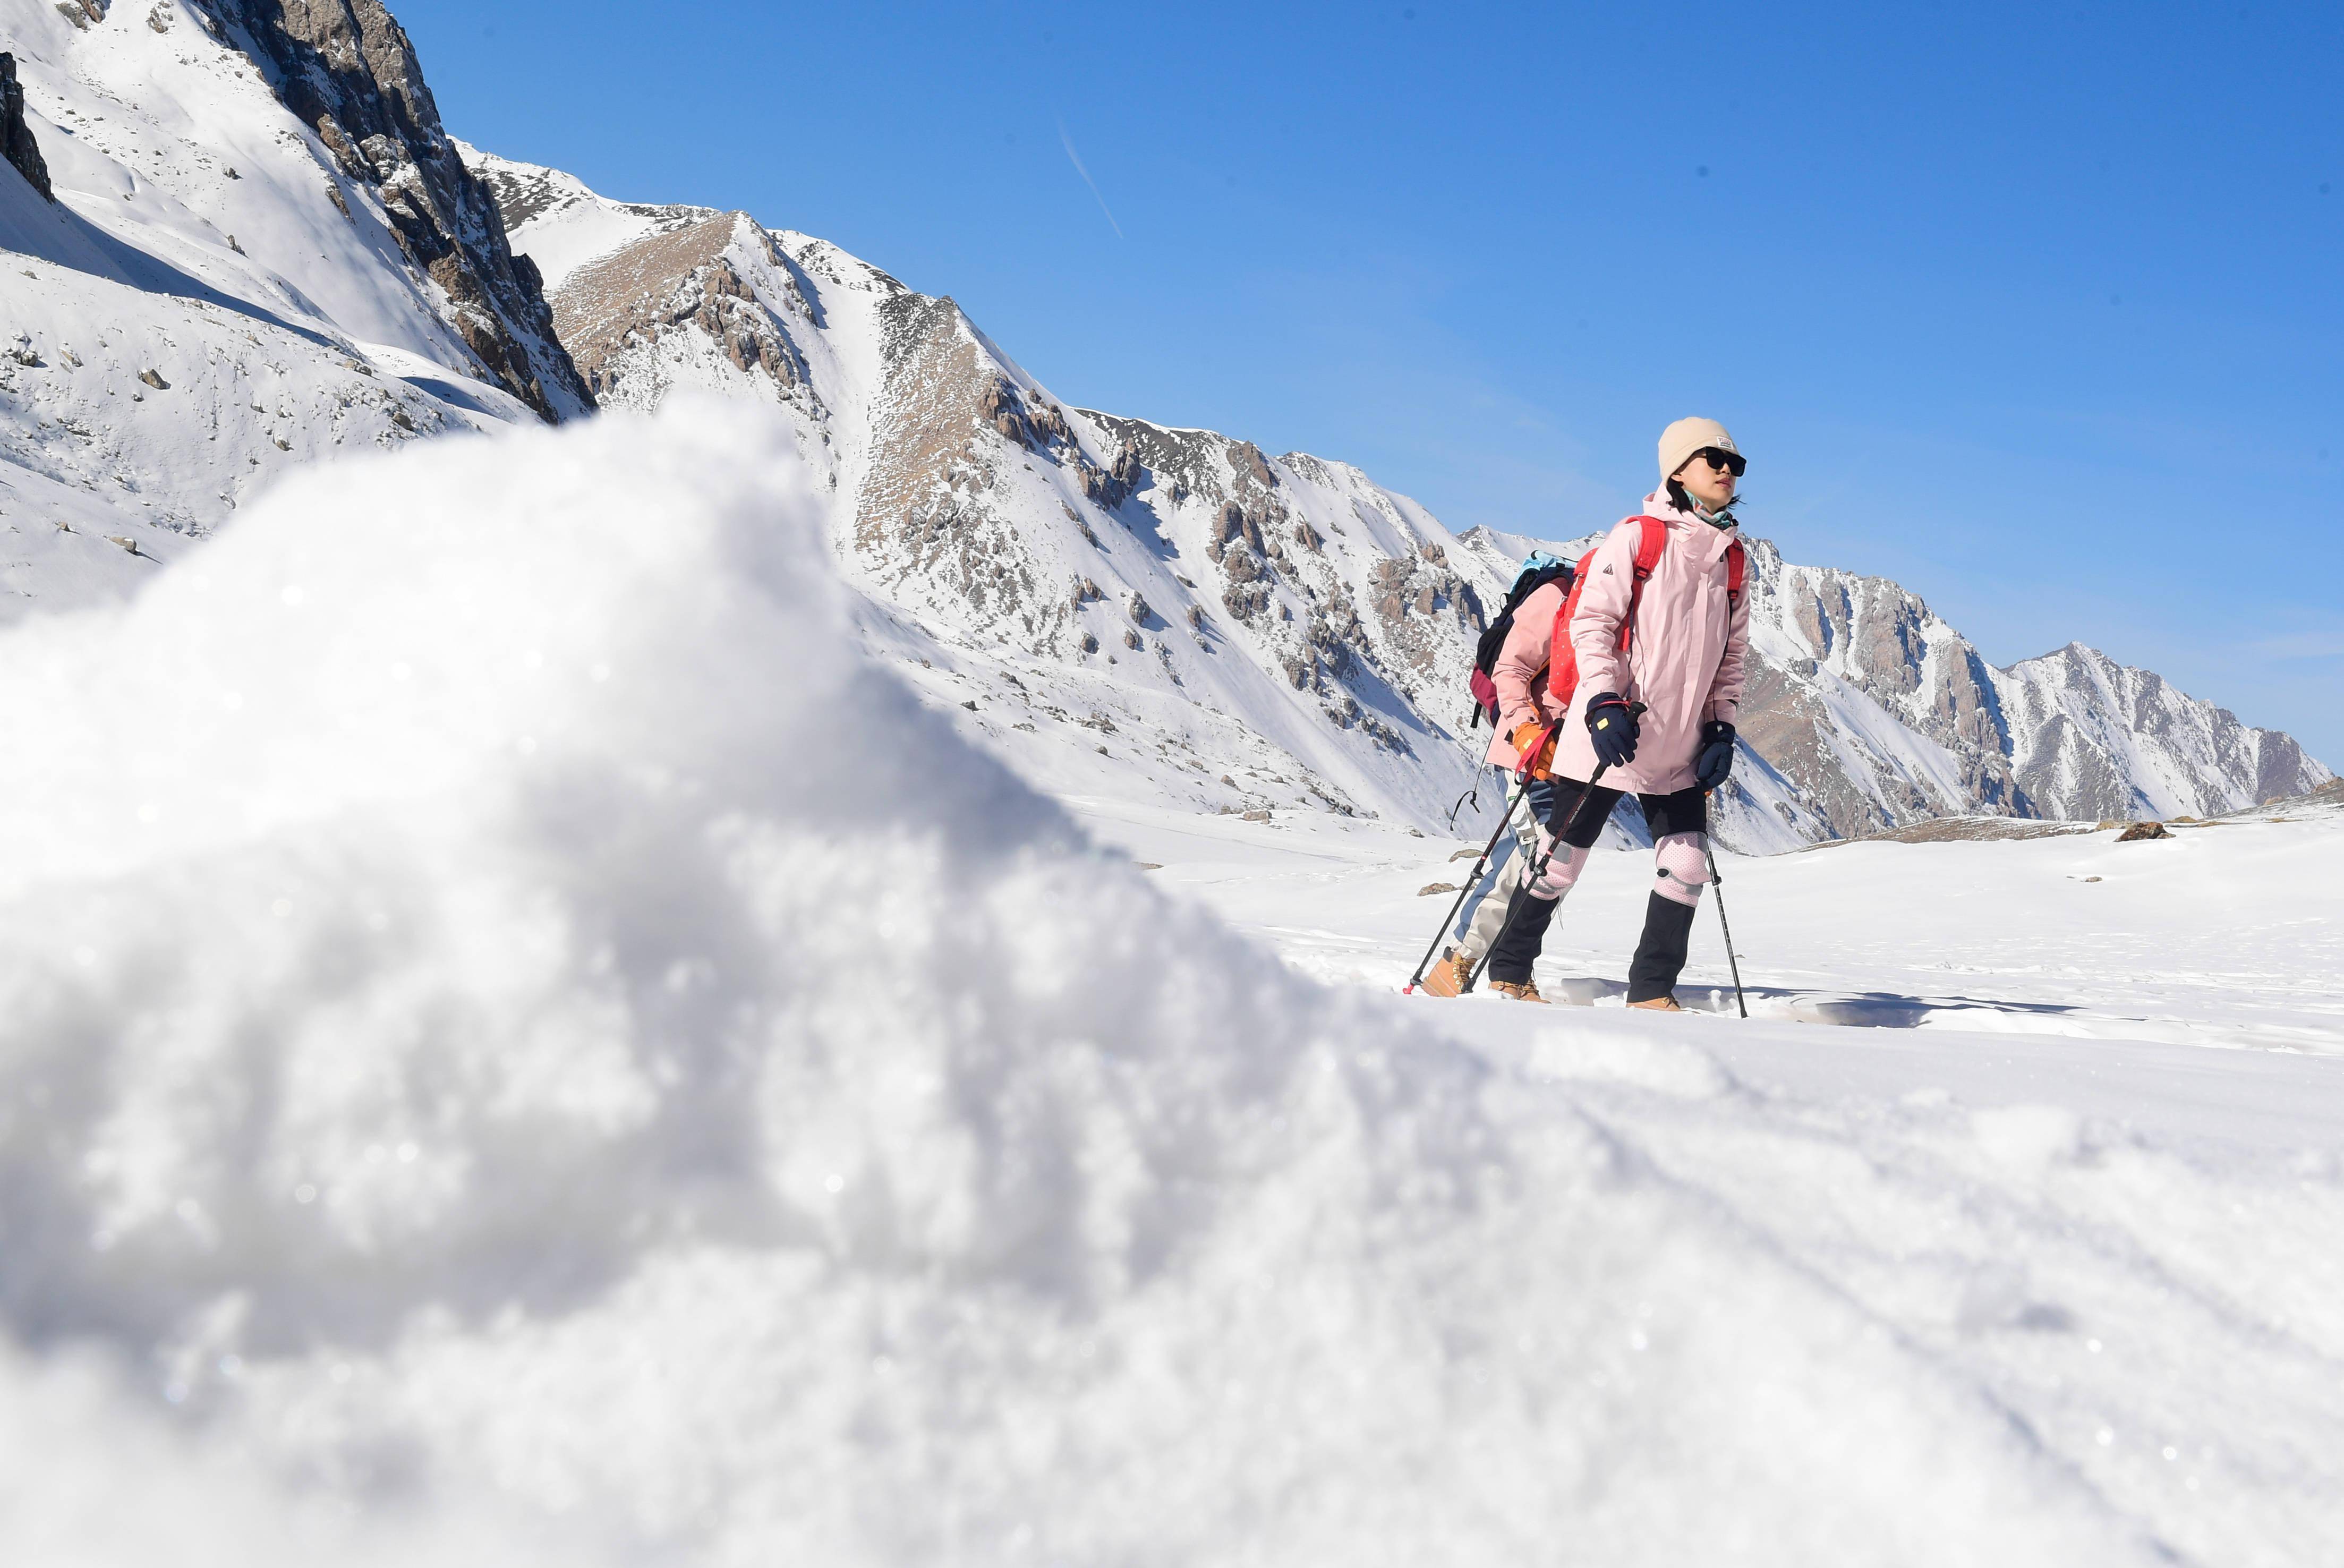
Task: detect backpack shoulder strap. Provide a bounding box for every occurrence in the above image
[1726,539,1746,603]
[1631,516,1668,580]
[1614,518,1669,654]
[1549,548,1603,648]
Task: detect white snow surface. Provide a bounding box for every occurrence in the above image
[2,402,2339,1564]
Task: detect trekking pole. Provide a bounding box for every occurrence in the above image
[1701,834,1749,1018]
[1464,702,1646,994]
[1403,727,1553,993]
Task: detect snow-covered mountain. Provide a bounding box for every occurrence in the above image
[1741,543,2326,829]
[0,0,587,612]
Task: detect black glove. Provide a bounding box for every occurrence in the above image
[1585,692,1640,770]
[1695,719,1736,791]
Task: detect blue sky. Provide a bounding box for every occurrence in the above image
[403,1,2341,763]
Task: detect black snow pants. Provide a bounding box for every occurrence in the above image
[1483,779,1708,1003]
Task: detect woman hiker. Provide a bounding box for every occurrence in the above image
[1476,416,1751,1008]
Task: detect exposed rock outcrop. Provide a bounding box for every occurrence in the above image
[1,53,53,202]
[1996,642,2326,822]
[194,0,591,421]
[547,213,814,408]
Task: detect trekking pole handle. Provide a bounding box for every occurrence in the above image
[1522,704,1642,883]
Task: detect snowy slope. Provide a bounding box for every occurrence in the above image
[2,402,2339,1564]
[3,0,584,416]
[0,0,578,617]
[2,251,472,602]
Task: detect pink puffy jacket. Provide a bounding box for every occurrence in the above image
[1481,580,1569,771]
[1547,490,1751,795]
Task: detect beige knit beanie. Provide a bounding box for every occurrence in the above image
[1657,417,1741,482]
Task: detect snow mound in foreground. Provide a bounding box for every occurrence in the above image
[0,405,2157,1563]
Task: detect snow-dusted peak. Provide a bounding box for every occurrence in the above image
[458,139,715,292]
[1993,640,2328,820]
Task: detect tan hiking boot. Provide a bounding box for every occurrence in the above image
[1419,950,1473,998]
[1626,995,1684,1012]
[1490,977,1549,1004]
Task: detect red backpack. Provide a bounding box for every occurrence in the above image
[1546,516,1745,724]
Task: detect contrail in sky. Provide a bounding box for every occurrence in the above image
[1059,121,1124,239]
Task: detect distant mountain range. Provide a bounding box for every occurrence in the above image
[0,0,2328,849]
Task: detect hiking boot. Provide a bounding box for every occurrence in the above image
[1626,994,1683,1012]
[1490,977,1548,1004]
[1420,950,1473,998]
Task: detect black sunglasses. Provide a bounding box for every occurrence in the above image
[1694,448,1746,478]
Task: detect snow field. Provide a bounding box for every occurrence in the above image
[1097,789,2344,1563]
[0,400,2314,1563]
[1501,1013,2344,1567]
[1130,790,2344,1051]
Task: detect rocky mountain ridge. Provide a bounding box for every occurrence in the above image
[2,50,53,200]
[2,0,584,420]
[1744,542,2326,831]
[189,0,590,421]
